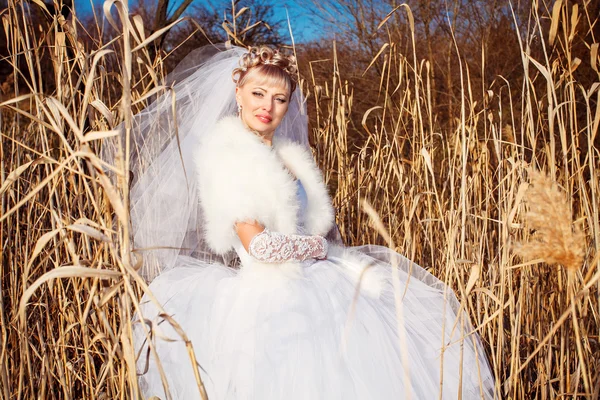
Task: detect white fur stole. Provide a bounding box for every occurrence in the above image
[195,116,334,254]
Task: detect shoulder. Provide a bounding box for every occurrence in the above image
[195,116,271,169]
[212,115,246,139]
[201,115,252,150]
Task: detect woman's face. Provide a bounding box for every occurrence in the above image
[235,76,290,138]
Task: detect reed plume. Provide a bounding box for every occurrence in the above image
[516,170,585,273]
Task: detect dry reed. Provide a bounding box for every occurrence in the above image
[1,0,599,399]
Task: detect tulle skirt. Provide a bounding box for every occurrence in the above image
[134,245,495,399]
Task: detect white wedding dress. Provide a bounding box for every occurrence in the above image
[134,180,495,399]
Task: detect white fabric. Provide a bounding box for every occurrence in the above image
[294,180,309,232]
[195,116,334,255]
[135,245,495,399]
[133,121,495,400]
[248,228,328,262]
[136,250,495,399]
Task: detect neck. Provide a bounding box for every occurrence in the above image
[250,128,274,147]
[262,135,273,147]
[240,119,274,147]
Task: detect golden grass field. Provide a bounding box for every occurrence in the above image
[1,0,599,398]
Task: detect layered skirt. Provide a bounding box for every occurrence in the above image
[134,245,495,399]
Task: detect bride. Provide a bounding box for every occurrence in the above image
[130,44,495,399]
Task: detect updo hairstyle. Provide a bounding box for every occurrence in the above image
[232,46,298,94]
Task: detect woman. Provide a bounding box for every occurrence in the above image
[131,45,495,399]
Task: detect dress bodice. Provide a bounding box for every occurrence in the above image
[234,180,309,263]
[295,179,309,234]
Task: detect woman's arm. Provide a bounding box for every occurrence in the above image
[235,221,328,262]
[235,221,266,251]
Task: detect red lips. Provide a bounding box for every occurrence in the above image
[256,114,272,123]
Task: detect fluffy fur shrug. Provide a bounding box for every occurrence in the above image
[195,116,335,255]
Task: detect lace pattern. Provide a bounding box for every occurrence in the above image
[248,229,328,263]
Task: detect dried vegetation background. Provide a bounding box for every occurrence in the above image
[1,0,599,398]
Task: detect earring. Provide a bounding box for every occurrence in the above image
[237,103,242,115]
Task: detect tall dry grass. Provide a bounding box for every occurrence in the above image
[0,0,598,399]
[307,3,599,398]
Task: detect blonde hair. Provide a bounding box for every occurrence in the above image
[232,46,298,94]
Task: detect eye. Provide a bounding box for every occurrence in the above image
[252,91,264,97]
[276,98,287,104]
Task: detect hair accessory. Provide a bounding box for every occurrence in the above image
[232,45,299,93]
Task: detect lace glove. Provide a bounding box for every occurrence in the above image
[248,228,328,263]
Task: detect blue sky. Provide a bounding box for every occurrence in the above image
[73,0,323,42]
